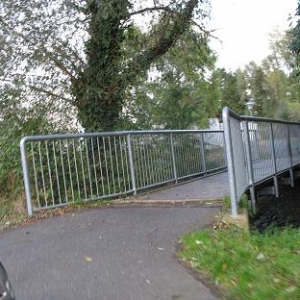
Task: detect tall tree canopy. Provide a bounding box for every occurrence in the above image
[0,0,212,131]
[124,27,218,129]
[290,2,300,76]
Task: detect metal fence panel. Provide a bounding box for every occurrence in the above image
[22,135,133,212]
[223,107,300,216]
[204,131,226,171]
[289,125,300,165]
[173,133,203,179]
[273,123,290,172]
[20,130,226,215]
[251,122,275,183]
[131,133,174,190]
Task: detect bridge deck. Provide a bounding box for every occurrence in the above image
[137,172,229,202]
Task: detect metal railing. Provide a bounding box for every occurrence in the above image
[223,107,300,216]
[20,130,226,215]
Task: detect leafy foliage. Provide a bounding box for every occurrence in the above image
[0,0,216,218]
[124,28,219,129]
[216,68,245,115]
[214,30,300,120]
[0,0,211,131]
[290,3,300,77]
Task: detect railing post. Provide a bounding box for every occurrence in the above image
[269,123,279,197]
[223,108,239,217]
[287,124,294,187]
[127,134,137,195]
[20,138,33,216]
[199,133,207,174]
[222,131,228,168]
[170,133,178,183]
[244,120,256,214]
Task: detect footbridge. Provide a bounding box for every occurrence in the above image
[20,108,300,216]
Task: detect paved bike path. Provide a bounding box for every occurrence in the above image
[0,206,220,300]
[137,172,229,202]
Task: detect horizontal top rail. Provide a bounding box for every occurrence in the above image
[242,115,300,125]
[224,107,300,125]
[20,129,224,144]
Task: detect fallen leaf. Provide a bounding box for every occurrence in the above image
[84,256,93,262]
[286,286,296,293]
[256,253,265,261]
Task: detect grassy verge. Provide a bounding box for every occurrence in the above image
[0,197,112,231]
[0,195,27,228]
[178,225,300,300]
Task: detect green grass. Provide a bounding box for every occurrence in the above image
[178,226,300,300]
[222,196,231,210]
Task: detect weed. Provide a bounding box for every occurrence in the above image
[239,195,249,210]
[222,196,231,209]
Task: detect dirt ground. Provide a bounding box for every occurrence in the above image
[250,178,300,232]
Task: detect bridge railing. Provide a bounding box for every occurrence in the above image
[223,107,300,216]
[20,130,226,215]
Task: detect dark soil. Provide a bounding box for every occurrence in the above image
[250,179,300,232]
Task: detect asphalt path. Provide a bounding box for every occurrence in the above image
[0,206,220,300]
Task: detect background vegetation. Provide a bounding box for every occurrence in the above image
[0,1,299,219]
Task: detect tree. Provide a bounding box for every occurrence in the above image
[263,31,300,119]
[215,69,244,114]
[241,62,269,117]
[290,2,300,76]
[231,30,300,120]
[124,28,219,129]
[0,0,211,131]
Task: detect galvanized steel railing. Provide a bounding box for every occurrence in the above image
[20,130,226,215]
[223,107,300,216]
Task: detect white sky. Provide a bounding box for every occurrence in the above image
[209,0,297,70]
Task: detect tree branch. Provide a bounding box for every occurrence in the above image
[42,47,76,80]
[29,85,72,103]
[131,3,218,41]
[124,0,199,82]
[130,6,172,17]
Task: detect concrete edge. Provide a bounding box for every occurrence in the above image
[111,198,224,206]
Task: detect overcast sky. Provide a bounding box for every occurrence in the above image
[209,0,297,70]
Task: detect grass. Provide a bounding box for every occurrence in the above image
[222,196,231,210]
[178,225,300,300]
[0,195,27,227]
[0,196,112,231]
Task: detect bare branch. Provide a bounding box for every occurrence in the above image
[190,21,220,41]
[41,47,76,80]
[130,2,218,41]
[51,44,85,72]
[29,85,72,103]
[130,6,172,17]
[125,0,199,82]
